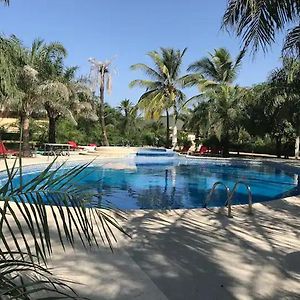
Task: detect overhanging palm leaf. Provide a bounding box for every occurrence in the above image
[283,24,300,57]
[0,156,129,298]
[223,0,300,54]
[0,253,81,299]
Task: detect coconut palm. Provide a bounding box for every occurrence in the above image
[130,48,187,148]
[187,48,245,87]
[118,99,137,136]
[207,85,246,156]
[268,59,300,157]
[223,0,300,56]
[40,62,97,143]
[89,59,113,146]
[185,48,245,156]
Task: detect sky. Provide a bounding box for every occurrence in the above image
[0,0,285,106]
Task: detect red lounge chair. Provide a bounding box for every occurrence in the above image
[198,145,209,155]
[211,147,222,155]
[0,141,18,157]
[67,141,84,150]
[180,145,191,154]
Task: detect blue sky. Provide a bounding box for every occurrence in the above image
[0,0,284,106]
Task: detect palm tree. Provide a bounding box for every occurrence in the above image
[41,63,97,143]
[118,99,137,136]
[130,48,187,148]
[187,48,245,87]
[185,48,245,156]
[222,0,300,56]
[89,59,113,146]
[0,37,67,156]
[0,35,18,99]
[268,59,300,157]
[207,85,246,156]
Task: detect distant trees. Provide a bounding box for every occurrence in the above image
[0,37,69,155]
[0,36,95,150]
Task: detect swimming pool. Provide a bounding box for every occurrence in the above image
[7,156,300,210]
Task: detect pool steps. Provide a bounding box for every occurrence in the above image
[205,180,253,217]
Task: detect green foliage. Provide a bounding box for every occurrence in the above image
[177,131,192,148]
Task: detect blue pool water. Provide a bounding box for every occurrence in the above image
[8,156,300,210]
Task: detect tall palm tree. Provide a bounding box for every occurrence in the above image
[186,48,245,156]
[223,0,300,56]
[130,48,187,148]
[89,59,113,146]
[118,99,136,136]
[268,59,300,157]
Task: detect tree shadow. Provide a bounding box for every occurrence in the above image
[122,198,300,300]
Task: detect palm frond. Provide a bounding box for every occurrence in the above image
[130,63,164,81]
[0,253,81,299]
[1,0,9,6]
[222,0,300,53]
[0,159,129,265]
[283,24,300,57]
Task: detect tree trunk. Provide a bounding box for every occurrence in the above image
[48,116,57,143]
[99,71,109,146]
[295,136,300,159]
[172,113,178,149]
[222,134,230,157]
[165,109,170,148]
[275,137,282,158]
[21,114,31,157]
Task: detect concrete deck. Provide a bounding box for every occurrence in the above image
[0,149,299,299]
[41,197,300,300]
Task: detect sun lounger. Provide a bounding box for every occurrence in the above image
[0,141,19,158]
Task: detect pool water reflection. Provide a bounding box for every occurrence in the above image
[76,160,300,210]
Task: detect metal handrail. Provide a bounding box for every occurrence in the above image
[227,181,253,217]
[205,181,231,216]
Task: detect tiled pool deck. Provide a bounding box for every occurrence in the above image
[0,148,299,299]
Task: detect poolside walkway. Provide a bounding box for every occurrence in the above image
[43,197,300,300]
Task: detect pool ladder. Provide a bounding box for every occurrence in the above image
[205,181,253,218]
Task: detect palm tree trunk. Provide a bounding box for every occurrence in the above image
[48,116,57,143]
[21,114,31,157]
[165,109,170,148]
[222,133,230,157]
[275,136,282,158]
[172,114,178,149]
[295,136,300,159]
[99,71,109,146]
